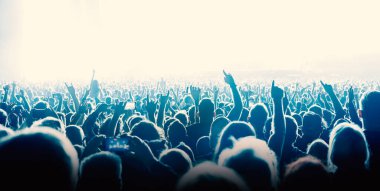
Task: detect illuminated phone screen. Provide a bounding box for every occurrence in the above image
[105,138,130,151]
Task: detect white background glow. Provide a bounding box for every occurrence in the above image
[1,0,380,82]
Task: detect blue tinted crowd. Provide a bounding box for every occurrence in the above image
[0,72,379,191]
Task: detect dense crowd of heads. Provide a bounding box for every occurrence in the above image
[0,72,379,191]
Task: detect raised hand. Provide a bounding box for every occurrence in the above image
[146,94,158,114]
[348,86,355,103]
[190,86,201,105]
[64,83,76,95]
[3,84,10,92]
[223,70,236,87]
[320,81,334,95]
[80,89,90,104]
[159,91,170,106]
[114,102,127,116]
[271,81,284,101]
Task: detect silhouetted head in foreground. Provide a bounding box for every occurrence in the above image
[219,137,278,191]
[0,128,78,191]
[199,98,215,124]
[214,121,256,161]
[280,156,331,191]
[177,162,249,191]
[78,151,122,191]
[359,91,380,130]
[248,103,268,139]
[328,122,369,171]
[159,148,193,176]
[65,125,85,146]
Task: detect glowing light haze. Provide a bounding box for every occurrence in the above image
[1,0,380,82]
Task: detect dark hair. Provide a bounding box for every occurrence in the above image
[65,125,85,146]
[78,151,122,191]
[301,112,323,138]
[0,128,78,191]
[214,121,256,161]
[177,162,249,191]
[281,156,330,191]
[130,120,164,141]
[167,119,187,148]
[360,91,380,130]
[199,98,214,123]
[209,117,230,150]
[159,148,192,176]
[248,103,269,130]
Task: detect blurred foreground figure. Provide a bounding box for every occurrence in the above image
[0,128,78,191]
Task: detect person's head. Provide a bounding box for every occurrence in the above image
[301,112,323,139]
[199,98,214,124]
[328,122,369,171]
[248,103,269,130]
[280,156,331,191]
[159,148,192,176]
[359,91,380,130]
[307,139,329,165]
[177,162,249,191]
[196,136,212,157]
[127,115,145,130]
[214,121,256,161]
[218,137,278,191]
[175,111,189,126]
[65,125,85,146]
[309,105,323,118]
[33,117,65,133]
[78,151,122,191]
[176,142,196,162]
[0,109,7,126]
[167,119,187,148]
[209,117,230,150]
[215,108,225,117]
[0,128,78,191]
[130,120,164,141]
[285,116,298,145]
[183,95,194,106]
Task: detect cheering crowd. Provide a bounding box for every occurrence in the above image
[0,71,379,191]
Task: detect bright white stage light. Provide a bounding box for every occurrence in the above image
[2,0,380,82]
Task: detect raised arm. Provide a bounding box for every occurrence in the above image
[82,103,108,140]
[146,94,158,123]
[53,93,63,112]
[213,86,219,110]
[347,87,362,127]
[65,83,80,112]
[268,81,286,160]
[19,90,31,111]
[2,85,10,103]
[157,91,169,128]
[320,81,345,119]
[223,70,243,121]
[10,82,17,103]
[102,102,126,137]
[190,86,201,123]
